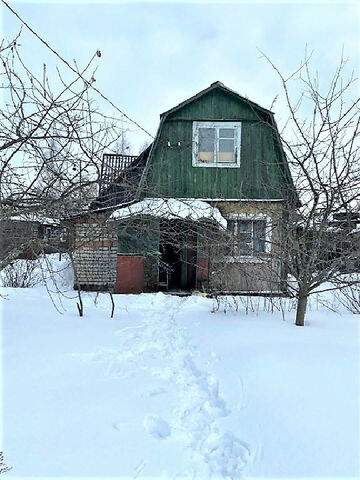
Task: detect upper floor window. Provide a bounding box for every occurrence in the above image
[192,121,241,168]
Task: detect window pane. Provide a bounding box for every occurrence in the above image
[239,246,252,255]
[239,232,252,244]
[239,233,252,255]
[219,139,234,152]
[219,128,234,138]
[253,220,266,252]
[239,221,252,232]
[198,128,215,162]
[219,152,235,163]
[218,139,235,163]
[199,151,215,162]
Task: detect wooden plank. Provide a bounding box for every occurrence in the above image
[147,89,286,200]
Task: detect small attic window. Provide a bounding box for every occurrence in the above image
[192,121,241,168]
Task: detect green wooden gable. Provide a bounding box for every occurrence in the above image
[141,82,296,202]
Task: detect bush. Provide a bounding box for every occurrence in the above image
[0,259,42,288]
[335,280,360,314]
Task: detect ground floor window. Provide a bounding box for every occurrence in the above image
[227,214,270,258]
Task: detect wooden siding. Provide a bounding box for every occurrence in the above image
[144,89,287,200]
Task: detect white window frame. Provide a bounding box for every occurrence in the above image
[225,213,272,262]
[192,121,241,168]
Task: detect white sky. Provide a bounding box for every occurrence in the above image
[2,0,359,152]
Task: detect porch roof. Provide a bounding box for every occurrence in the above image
[109,198,227,229]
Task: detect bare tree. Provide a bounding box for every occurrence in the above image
[0,451,12,475]
[138,140,151,155]
[261,52,360,326]
[114,127,132,155]
[0,32,129,268]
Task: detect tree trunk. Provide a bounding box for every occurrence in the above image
[295,295,308,326]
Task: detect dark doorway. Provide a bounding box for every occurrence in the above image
[159,220,197,292]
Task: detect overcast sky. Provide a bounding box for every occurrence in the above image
[2,0,359,151]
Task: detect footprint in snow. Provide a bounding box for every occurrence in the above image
[112,420,128,431]
[200,432,251,477]
[147,387,167,397]
[144,415,171,439]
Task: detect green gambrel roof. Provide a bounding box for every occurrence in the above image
[160,81,274,119]
[141,81,298,205]
[95,82,299,209]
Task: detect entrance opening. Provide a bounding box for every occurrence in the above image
[159,220,197,292]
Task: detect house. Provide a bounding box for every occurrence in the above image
[73,81,297,294]
[0,213,69,265]
[328,211,360,272]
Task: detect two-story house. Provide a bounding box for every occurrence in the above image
[73,82,297,294]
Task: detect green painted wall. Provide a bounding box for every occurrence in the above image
[117,216,159,255]
[143,89,288,200]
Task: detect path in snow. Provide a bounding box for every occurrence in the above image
[76,294,251,478]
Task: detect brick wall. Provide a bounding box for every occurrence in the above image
[73,217,117,291]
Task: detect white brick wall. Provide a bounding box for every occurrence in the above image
[73,218,118,290]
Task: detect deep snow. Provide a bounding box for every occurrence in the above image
[0,259,359,478]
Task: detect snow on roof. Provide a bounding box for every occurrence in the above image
[8,214,60,226]
[110,198,227,229]
[349,226,360,235]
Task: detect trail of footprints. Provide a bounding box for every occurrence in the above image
[119,297,251,478]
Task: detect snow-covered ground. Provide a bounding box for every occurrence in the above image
[0,258,359,478]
